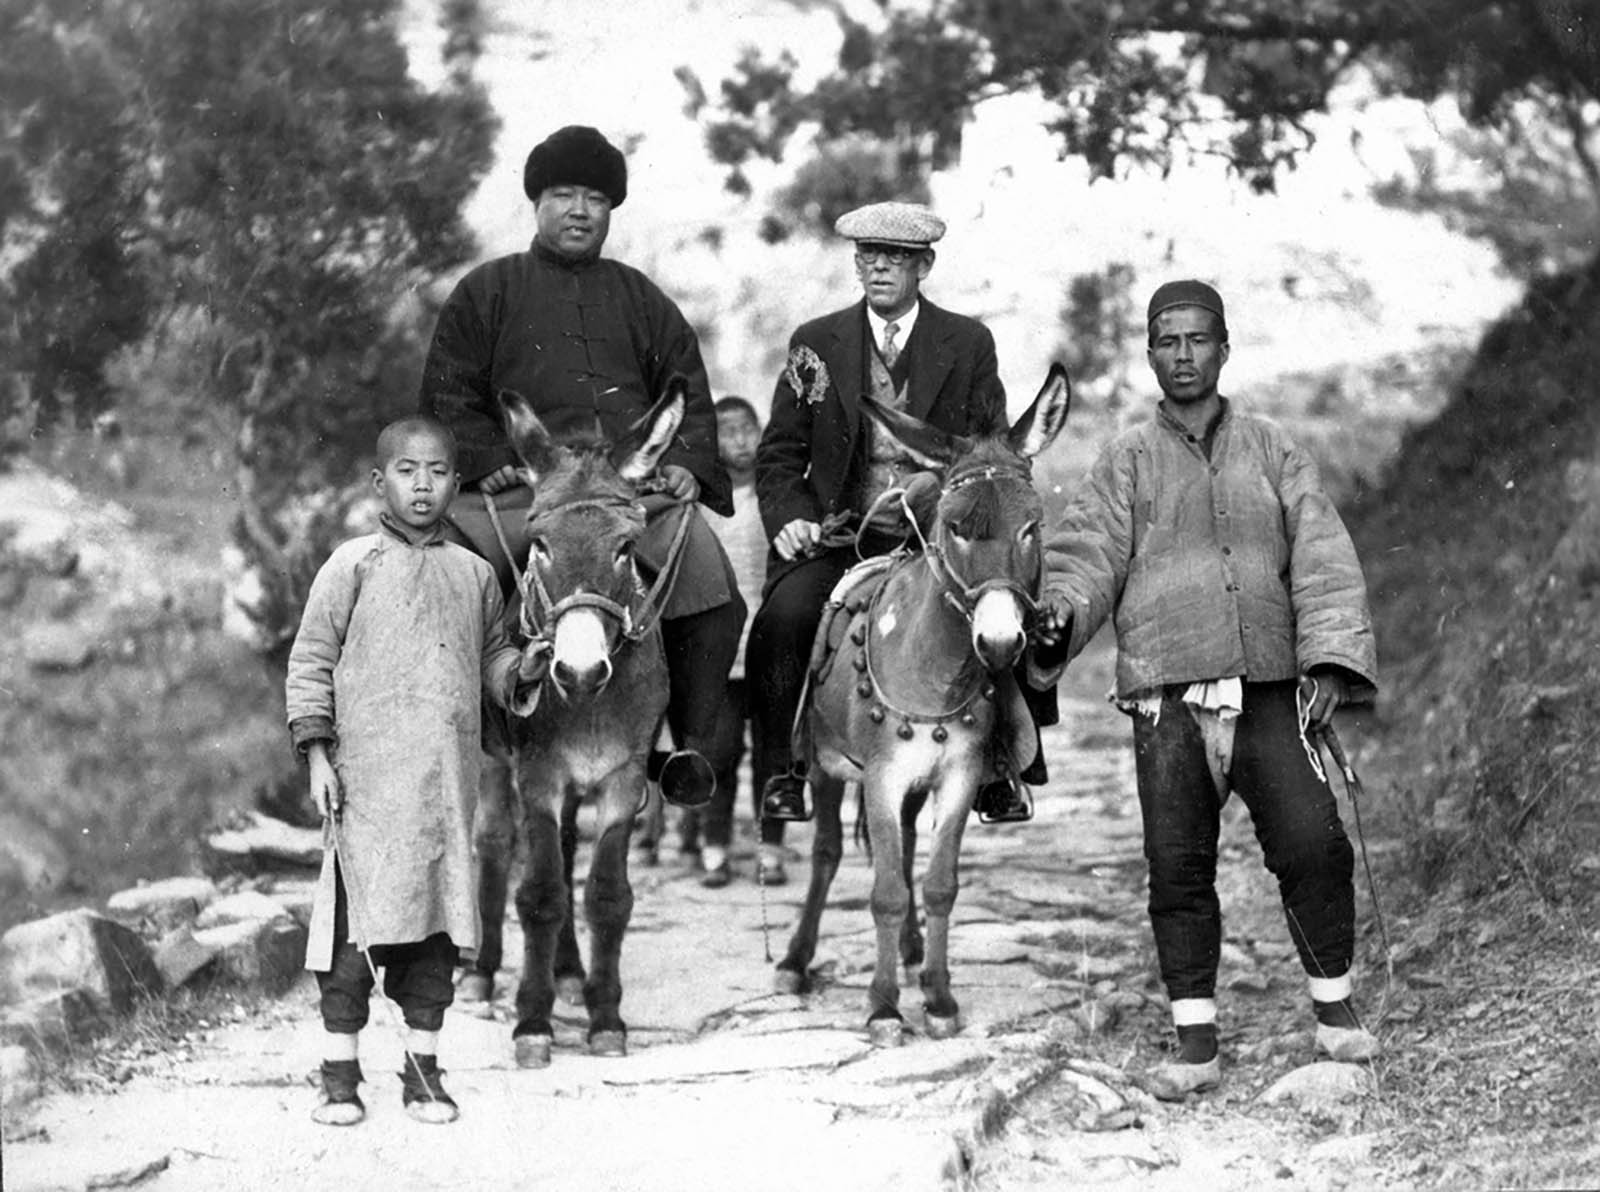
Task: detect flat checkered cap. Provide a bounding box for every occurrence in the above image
[834,202,946,248]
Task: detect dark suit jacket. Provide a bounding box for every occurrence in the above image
[756,297,1007,551]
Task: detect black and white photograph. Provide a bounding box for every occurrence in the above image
[2,1,1597,1188]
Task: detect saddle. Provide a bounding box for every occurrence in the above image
[788,552,1040,780]
[787,553,899,764]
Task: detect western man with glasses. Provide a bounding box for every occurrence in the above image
[749,201,1057,828]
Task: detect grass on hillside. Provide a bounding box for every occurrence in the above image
[1346,259,1600,895]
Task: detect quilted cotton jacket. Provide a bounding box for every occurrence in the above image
[1032,399,1378,701]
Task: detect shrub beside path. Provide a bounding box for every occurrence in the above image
[0,638,1552,1191]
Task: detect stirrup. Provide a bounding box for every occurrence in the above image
[975,778,1033,824]
[760,771,812,823]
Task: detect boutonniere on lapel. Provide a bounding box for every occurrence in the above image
[783,344,831,407]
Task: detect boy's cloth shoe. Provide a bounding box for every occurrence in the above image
[761,773,811,822]
[974,777,1033,824]
[1316,1022,1381,1062]
[700,846,731,888]
[756,845,788,887]
[1144,1056,1221,1102]
[312,1059,365,1126]
[401,1054,459,1124]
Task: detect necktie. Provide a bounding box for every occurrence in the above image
[882,321,900,368]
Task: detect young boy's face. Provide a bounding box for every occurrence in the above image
[716,407,760,474]
[373,429,458,531]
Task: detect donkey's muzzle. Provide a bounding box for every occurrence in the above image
[970,588,1029,672]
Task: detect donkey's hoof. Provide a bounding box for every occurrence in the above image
[556,975,585,1006]
[588,1030,627,1057]
[773,967,805,995]
[925,1012,963,1040]
[456,973,492,1003]
[869,1017,906,1048]
[514,1035,552,1069]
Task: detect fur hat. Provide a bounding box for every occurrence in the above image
[1146,279,1227,336]
[523,126,627,207]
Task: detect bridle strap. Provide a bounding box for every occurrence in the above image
[928,465,1043,623]
[489,488,692,650]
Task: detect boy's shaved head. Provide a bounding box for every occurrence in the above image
[377,416,457,467]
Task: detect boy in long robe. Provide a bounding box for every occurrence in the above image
[286,416,536,1125]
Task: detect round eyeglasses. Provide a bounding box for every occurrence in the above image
[854,244,921,266]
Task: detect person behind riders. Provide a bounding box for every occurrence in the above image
[418,124,743,805]
[1031,280,1381,1100]
[749,200,1054,827]
[285,417,541,1126]
[686,395,792,886]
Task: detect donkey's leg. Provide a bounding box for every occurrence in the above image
[919,775,977,1039]
[464,744,516,1003]
[553,792,585,1005]
[899,787,928,969]
[511,800,567,1068]
[864,770,912,1046]
[582,764,642,1055]
[776,774,848,993]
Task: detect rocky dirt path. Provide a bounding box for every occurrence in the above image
[1,639,1450,1191]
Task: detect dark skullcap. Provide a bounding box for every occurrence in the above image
[523,125,627,207]
[1147,279,1227,335]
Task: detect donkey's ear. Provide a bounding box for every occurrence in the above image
[618,375,687,482]
[1006,364,1071,459]
[499,388,558,484]
[860,392,967,469]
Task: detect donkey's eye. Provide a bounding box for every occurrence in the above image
[613,541,634,568]
[1017,520,1040,545]
[530,536,552,564]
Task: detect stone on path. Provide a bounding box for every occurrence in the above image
[0,988,106,1052]
[0,909,163,1015]
[192,918,306,993]
[260,878,317,927]
[194,889,294,929]
[593,1028,870,1085]
[1259,1060,1373,1107]
[0,1042,40,1105]
[152,926,220,990]
[204,810,323,871]
[106,876,218,933]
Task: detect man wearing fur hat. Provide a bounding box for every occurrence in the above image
[419,125,743,803]
[750,201,1051,827]
[1031,279,1381,1098]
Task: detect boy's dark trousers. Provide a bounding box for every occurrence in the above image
[317,862,458,1034]
[1131,679,1356,1003]
[697,679,783,849]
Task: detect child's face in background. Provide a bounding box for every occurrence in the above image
[373,430,458,531]
[716,407,760,474]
